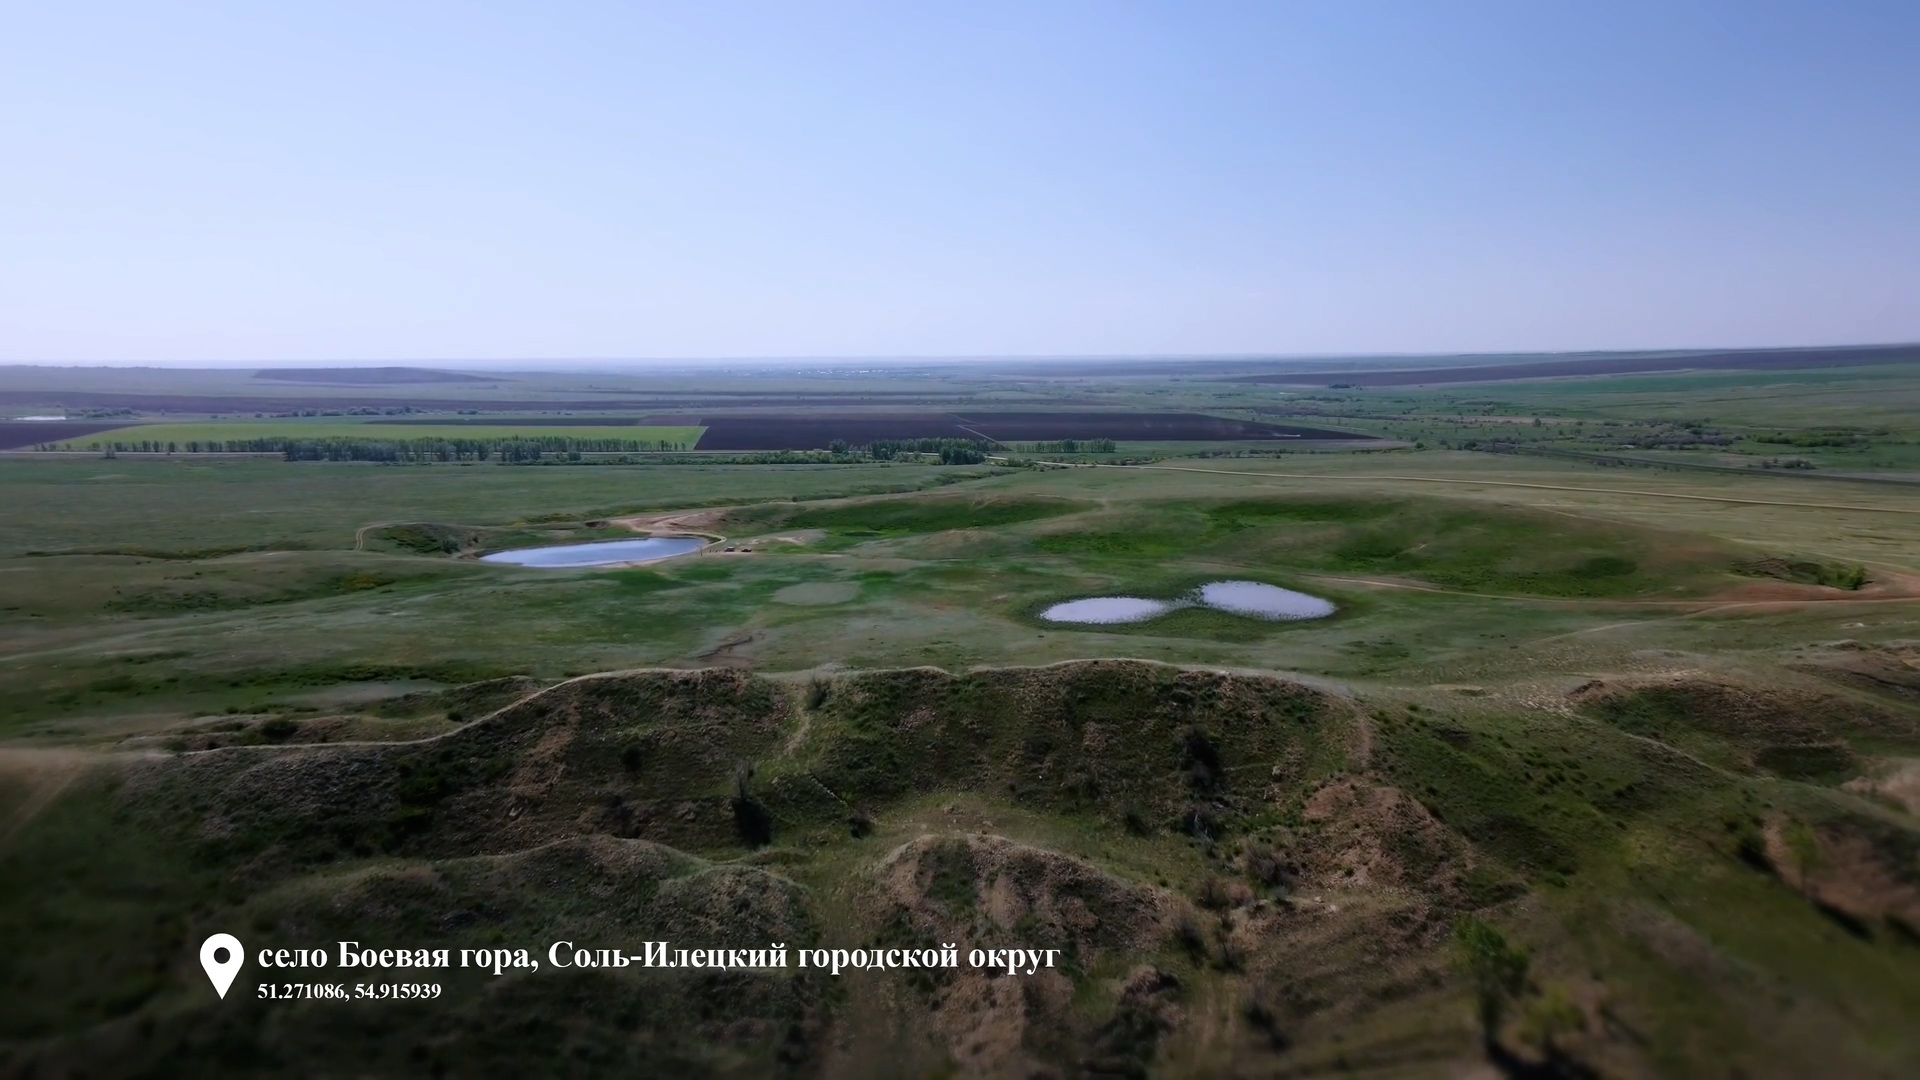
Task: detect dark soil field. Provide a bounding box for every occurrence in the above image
[694,411,1369,449]
[0,422,127,450]
[1228,343,1920,386]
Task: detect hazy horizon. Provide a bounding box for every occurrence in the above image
[6,339,1919,374]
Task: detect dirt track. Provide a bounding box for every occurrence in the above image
[610,507,731,537]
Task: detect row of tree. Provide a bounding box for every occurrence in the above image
[1013,438,1117,454]
[845,437,994,461]
[526,450,935,466]
[516,442,990,465]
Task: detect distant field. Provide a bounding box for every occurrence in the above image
[0,389,1012,414]
[694,410,1369,449]
[252,366,492,384]
[55,422,708,445]
[1229,343,1920,386]
[0,457,979,555]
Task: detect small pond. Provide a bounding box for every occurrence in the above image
[1039,580,1334,625]
[1037,596,1173,624]
[1195,580,1336,620]
[479,536,706,568]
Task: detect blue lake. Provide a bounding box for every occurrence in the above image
[479,536,706,568]
[1195,580,1335,620]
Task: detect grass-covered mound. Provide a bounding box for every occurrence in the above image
[1029,495,1748,598]
[112,663,1353,865]
[2,663,1375,1078]
[1574,677,1920,780]
[737,492,1094,538]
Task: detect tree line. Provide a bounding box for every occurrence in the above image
[1012,438,1117,454]
[841,438,992,463]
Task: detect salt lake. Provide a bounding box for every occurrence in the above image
[1039,580,1334,625]
[479,536,706,567]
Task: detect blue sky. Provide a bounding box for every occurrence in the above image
[2,2,1915,362]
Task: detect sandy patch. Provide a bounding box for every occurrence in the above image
[1763,818,1920,928]
[612,507,729,537]
[754,529,825,546]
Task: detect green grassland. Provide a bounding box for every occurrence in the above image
[1186,361,1920,480]
[0,458,989,554]
[3,362,1920,1078]
[2,451,1912,738]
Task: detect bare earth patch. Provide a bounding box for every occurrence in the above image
[1844,758,1920,816]
[1763,818,1920,931]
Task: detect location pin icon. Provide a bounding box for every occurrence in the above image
[200,933,244,999]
